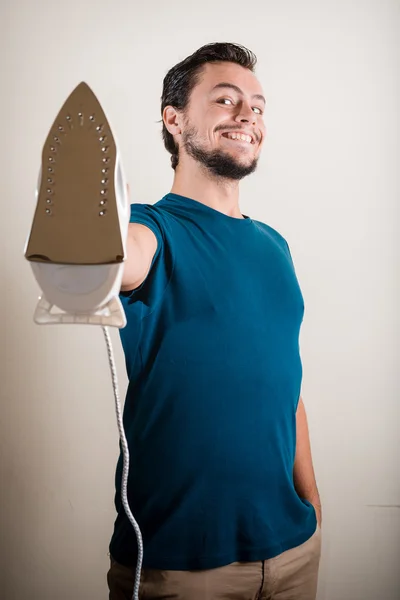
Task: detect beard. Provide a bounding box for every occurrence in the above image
[181,124,259,181]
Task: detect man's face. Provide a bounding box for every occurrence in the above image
[179,62,266,180]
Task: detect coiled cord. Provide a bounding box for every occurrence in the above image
[102,325,143,600]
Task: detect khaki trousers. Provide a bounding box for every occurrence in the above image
[107,525,321,600]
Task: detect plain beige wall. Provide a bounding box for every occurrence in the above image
[1,0,399,598]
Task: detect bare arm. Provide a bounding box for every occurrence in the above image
[120,223,158,292]
[293,396,322,526]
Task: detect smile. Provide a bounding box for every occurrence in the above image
[222,132,254,144]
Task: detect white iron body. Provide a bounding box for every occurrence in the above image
[24,82,130,328]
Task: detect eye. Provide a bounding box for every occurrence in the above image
[253,106,263,115]
[217,98,234,106]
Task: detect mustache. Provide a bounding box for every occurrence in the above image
[214,124,259,143]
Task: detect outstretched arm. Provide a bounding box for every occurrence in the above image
[120,223,158,292]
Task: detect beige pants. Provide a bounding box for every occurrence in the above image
[107,525,321,600]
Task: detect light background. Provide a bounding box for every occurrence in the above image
[1,0,399,598]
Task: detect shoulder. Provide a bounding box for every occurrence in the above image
[129,201,163,219]
[128,200,171,241]
[253,219,289,250]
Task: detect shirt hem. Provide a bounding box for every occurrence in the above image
[110,519,317,571]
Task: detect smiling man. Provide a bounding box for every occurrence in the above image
[107,42,322,600]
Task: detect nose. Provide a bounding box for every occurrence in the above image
[234,101,256,125]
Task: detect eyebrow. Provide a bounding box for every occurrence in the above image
[211,82,266,105]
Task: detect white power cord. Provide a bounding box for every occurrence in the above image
[102,325,143,600]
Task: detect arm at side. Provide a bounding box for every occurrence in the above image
[293,396,322,526]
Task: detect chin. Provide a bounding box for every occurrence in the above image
[233,153,256,166]
[228,146,256,158]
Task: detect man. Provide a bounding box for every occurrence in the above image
[107,42,322,600]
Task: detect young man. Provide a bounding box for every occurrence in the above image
[107,42,322,600]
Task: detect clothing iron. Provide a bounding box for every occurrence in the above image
[24,83,143,600]
[24,81,130,328]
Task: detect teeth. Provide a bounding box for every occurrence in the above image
[226,133,252,143]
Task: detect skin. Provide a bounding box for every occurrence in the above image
[295,398,322,527]
[121,60,321,526]
[164,61,267,218]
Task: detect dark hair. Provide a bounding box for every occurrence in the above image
[161,42,257,169]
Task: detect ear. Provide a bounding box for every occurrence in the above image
[163,106,182,137]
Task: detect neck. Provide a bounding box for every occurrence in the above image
[170,157,244,219]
